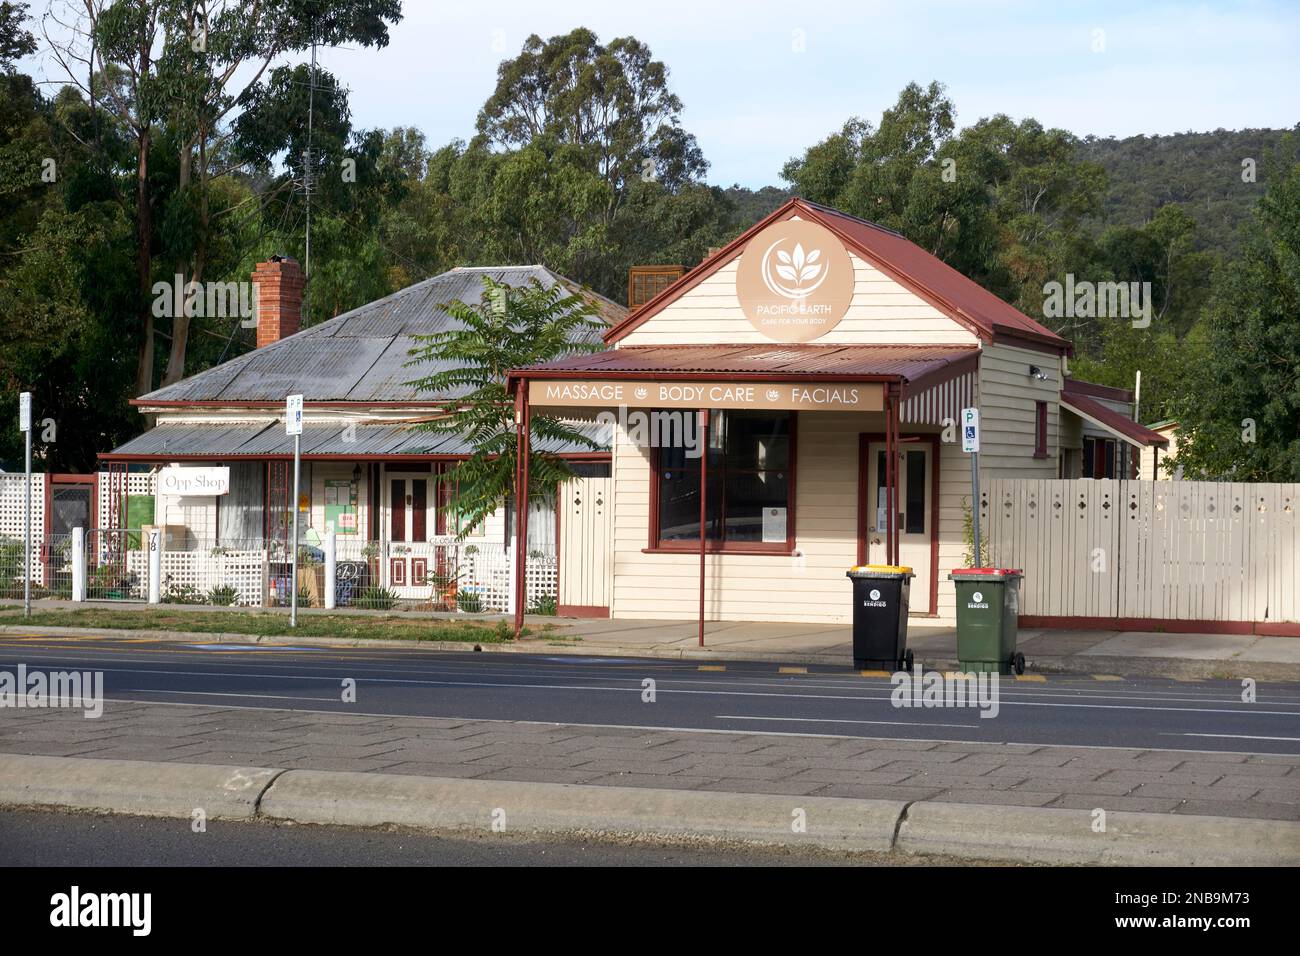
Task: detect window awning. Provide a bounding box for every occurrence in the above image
[1059,391,1170,448]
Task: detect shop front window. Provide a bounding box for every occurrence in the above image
[652,410,793,551]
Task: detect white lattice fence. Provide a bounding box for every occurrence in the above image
[96,471,155,528]
[457,544,557,612]
[0,472,45,585]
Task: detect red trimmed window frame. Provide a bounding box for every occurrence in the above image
[646,410,798,555]
[1033,401,1048,459]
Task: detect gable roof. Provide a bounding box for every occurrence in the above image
[136,266,624,405]
[604,197,1070,353]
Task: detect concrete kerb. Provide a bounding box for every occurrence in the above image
[896,801,1300,867]
[257,770,906,852]
[2,754,1297,865]
[0,753,284,821]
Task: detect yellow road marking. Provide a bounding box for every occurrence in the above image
[857,669,890,677]
[1092,674,1123,681]
[698,664,726,672]
[778,666,807,674]
[1172,676,1203,682]
[1015,673,1047,682]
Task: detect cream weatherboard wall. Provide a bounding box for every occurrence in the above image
[975,342,1062,478]
[617,252,980,347]
[608,411,971,624]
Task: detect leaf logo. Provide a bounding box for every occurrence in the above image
[765,388,780,402]
[762,240,829,300]
[634,387,648,400]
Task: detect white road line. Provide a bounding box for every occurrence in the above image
[123,689,339,703]
[716,715,977,729]
[56,666,1300,717]
[1168,733,1300,743]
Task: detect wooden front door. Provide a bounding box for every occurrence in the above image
[861,438,936,614]
[385,473,431,595]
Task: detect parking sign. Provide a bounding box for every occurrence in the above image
[286,394,304,436]
[18,392,31,433]
[962,407,980,453]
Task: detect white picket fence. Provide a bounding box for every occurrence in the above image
[80,534,553,612]
[982,480,1299,624]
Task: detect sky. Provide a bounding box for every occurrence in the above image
[24,0,1300,189]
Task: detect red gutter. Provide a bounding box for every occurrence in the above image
[130,400,457,409]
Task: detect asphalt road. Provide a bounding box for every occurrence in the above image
[0,808,884,867]
[2,635,1299,754]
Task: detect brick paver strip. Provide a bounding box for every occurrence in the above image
[1,701,1298,821]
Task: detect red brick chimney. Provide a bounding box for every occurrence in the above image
[252,255,304,347]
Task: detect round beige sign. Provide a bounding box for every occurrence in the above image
[736,219,854,342]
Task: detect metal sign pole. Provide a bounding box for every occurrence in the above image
[19,392,31,618]
[962,407,981,566]
[285,394,304,628]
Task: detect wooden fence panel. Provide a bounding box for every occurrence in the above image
[984,479,1299,625]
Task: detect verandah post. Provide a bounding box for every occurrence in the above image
[698,408,710,648]
[513,384,530,637]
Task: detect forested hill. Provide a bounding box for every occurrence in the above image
[1072,128,1289,256]
[725,128,1294,258]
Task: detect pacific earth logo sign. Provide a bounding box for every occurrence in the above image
[736,219,854,342]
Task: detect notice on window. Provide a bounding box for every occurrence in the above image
[762,507,787,543]
[325,479,357,535]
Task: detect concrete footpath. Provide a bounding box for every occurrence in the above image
[2,700,1299,865]
[1,751,1296,866]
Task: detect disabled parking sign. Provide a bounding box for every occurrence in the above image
[962,407,980,453]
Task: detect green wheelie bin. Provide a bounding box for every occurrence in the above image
[948,568,1025,675]
[845,565,915,672]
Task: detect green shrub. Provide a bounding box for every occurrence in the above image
[527,594,557,616]
[356,586,399,610]
[162,580,205,604]
[457,590,483,613]
[207,584,239,606]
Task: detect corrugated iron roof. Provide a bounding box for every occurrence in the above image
[1059,390,1169,448]
[104,420,611,459]
[605,198,1070,351]
[138,266,623,404]
[513,344,979,382]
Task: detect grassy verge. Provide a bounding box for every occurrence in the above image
[0,604,518,643]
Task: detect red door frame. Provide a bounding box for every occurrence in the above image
[857,433,941,617]
[44,474,98,587]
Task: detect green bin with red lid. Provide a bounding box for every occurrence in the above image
[948,567,1024,675]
